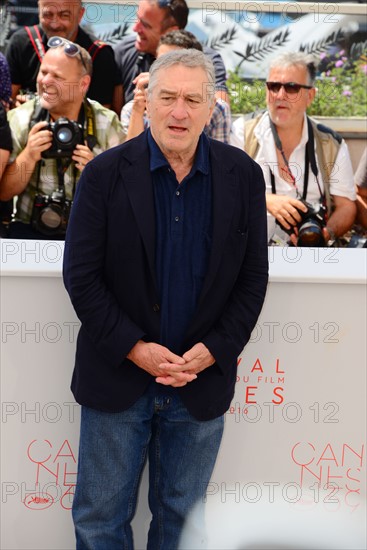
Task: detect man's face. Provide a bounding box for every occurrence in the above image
[146,64,215,158]
[37,48,89,116]
[133,0,176,55]
[266,65,316,130]
[38,0,84,41]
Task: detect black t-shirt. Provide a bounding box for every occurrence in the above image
[0,104,12,152]
[114,34,229,104]
[5,25,118,105]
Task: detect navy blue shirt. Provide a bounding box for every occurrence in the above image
[148,130,213,355]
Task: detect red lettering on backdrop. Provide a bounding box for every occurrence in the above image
[290,442,365,498]
[27,439,52,464]
[238,357,286,404]
[53,440,76,463]
[251,358,264,372]
[317,443,339,467]
[24,439,77,511]
[245,386,257,404]
[272,386,284,405]
[275,358,284,373]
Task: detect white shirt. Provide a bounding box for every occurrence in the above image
[231,112,356,242]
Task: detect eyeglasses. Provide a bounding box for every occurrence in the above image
[266,81,313,94]
[47,36,88,73]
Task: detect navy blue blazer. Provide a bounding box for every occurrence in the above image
[63,131,269,420]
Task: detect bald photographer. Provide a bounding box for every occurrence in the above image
[0,38,125,239]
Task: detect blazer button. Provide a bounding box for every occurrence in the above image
[153,304,160,312]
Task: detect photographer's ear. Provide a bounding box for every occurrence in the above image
[80,75,91,96]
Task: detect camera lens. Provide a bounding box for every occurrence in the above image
[56,126,73,144]
[298,221,325,247]
[42,118,82,159]
[40,206,62,229]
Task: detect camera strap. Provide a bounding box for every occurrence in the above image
[269,117,325,204]
[306,117,325,203]
[34,157,76,201]
[82,99,97,150]
[56,158,73,195]
[269,118,298,189]
[33,157,75,203]
[25,26,46,63]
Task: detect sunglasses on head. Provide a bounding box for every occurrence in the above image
[266,81,313,94]
[47,36,88,73]
[158,0,176,18]
[158,0,174,9]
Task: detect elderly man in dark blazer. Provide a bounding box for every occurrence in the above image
[63,49,268,550]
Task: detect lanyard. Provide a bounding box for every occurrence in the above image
[269,117,325,203]
[25,26,46,63]
[270,148,310,200]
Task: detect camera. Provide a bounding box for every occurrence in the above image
[277,199,327,247]
[31,190,72,237]
[42,117,83,159]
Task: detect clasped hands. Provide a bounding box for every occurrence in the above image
[127,340,215,388]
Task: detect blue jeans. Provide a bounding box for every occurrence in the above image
[72,382,224,550]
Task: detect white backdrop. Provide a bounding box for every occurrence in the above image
[1,242,366,549]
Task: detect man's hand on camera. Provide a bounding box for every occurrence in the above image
[25,121,53,163]
[267,194,308,231]
[72,143,94,172]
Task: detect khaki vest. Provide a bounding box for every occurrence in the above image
[243,113,341,215]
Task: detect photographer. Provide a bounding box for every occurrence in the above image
[0,38,125,240]
[5,0,118,109]
[232,52,356,247]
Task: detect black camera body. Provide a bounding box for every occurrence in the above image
[42,117,83,159]
[31,190,72,237]
[277,199,328,247]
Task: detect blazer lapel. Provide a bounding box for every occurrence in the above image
[119,133,157,287]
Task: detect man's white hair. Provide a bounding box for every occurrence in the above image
[268,52,318,86]
[147,49,216,103]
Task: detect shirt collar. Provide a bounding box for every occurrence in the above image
[255,111,309,150]
[147,129,210,176]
